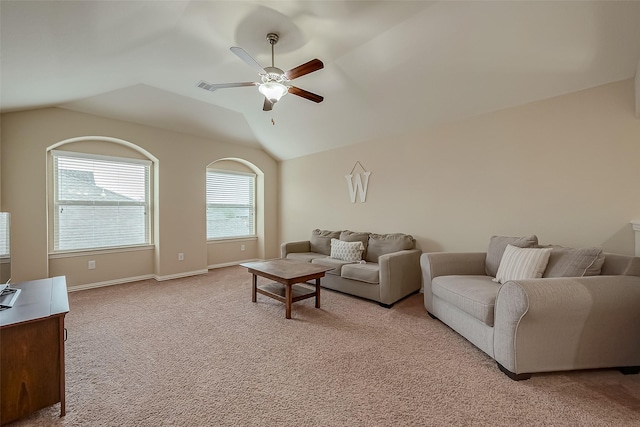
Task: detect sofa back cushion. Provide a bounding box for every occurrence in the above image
[485,235,538,277]
[624,257,640,277]
[542,246,605,277]
[601,253,640,277]
[340,230,370,259]
[365,233,415,263]
[310,229,341,255]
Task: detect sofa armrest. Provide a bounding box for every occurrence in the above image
[420,252,487,311]
[494,275,640,375]
[378,249,422,305]
[280,240,311,258]
[421,252,487,278]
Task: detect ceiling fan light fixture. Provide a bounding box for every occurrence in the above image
[258,81,288,103]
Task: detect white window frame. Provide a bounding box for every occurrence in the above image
[51,150,152,253]
[0,213,9,259]
[206,169,256,240]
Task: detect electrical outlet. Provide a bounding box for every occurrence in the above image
[241,244,245,251]
[88,260,96,270]
[178,253,184,261]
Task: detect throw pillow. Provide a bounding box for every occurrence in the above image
[310,229,341,255]
[340,230,370,259]
[485,235,538,277]
[494,244,553,284]
[542,246,605,278]
[330,238,365,262]
[365,233,415,263]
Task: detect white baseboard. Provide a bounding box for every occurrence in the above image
[155,269,209,282]
[67,274,155,292]
[208,259,260,270]
[67,268,210,291]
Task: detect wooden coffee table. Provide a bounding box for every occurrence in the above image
[240,259,334,319]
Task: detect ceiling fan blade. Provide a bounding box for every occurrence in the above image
[197,81,257,92]
[263,98,273,111]
[285,59,324,81]
[288,86,324,103]
[230,47,267,76]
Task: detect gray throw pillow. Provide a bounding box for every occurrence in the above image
[542,246,605,277]
[485,235,538,277]
[365,233,415,263]
[340,230,370,259]
[310,229,341,255]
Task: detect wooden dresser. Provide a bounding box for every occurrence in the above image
[0,276,69,425]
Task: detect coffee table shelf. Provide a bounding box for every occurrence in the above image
[256,283,317,303]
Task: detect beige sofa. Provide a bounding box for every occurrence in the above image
[421,235,640,380]
[281,229,421,307]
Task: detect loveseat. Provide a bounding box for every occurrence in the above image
[421,235,640,380]
[281,229,421,307]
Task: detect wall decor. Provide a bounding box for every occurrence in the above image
[345,161,371,203]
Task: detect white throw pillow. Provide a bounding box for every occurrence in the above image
[494,244,553,284]
[330,238,364,262]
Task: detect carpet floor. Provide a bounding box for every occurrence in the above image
[12,266,640,426]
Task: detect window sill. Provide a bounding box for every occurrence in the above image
[207,236,257,244]
[49,245,154,259]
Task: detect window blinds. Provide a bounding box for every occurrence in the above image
[206,170,255,239]
[52,151,151,251]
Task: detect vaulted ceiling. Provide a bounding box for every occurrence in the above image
[2,1,640,160]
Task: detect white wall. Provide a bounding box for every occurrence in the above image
[280,79,640,255]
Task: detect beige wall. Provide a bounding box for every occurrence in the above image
[0,107,279,285]
[207,238,258,268]
[280,79,640,255]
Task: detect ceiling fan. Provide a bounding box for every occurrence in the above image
[197,33,324,111]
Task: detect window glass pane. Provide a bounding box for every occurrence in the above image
[206,171,255,239]
[0,214,9,258]
[53,152,150,251]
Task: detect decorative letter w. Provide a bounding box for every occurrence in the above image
[345,171,371,203]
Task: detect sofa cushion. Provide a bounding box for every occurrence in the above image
[542,246,605,277]
[432,275,500,326]
[494,245,552,284]
[310,229,341,255]
[600,253,640,276]
[330,238,365,262]
[341,262,380,284]
[286,252,326,263]
[340,230,370,259]
[485,235,538,277]
[311,257,352,276]
[365,233,415,263]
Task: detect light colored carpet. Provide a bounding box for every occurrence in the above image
[13,266,640,426]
